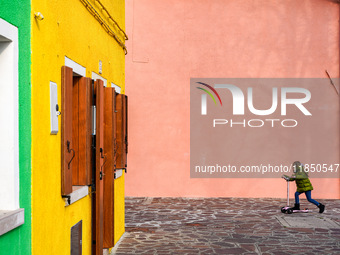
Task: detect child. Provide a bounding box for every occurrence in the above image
[283,161,325,213]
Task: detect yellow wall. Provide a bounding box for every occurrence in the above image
[31,0,125,254]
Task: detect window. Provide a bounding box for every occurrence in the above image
[0,17,19,210]
[0,17,24,235]
[61,65,92,196]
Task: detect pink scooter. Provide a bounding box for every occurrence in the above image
[281,176,310,214]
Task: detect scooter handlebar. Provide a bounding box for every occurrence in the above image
[281,175,290,181]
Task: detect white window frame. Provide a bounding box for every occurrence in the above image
[65,56,86,77]
[111,82,121,94]
[0,18,19,211]
[92,72,107,87]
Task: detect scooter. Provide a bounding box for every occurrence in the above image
[281,176,310,214]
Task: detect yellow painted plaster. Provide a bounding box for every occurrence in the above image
[31,0,125,254]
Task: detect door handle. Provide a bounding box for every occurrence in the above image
[100,148,107,180]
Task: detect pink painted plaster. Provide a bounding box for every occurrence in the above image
[125,0,340,198]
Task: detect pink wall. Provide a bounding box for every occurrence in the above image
[125,0,340,199]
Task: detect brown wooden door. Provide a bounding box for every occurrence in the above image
[103,87,116,248]
[92,80,104,255]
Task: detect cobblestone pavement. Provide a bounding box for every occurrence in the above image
[110,197,340,255]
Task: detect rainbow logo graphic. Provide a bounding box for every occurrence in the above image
[196,82,222,115]
[196,82,223,106]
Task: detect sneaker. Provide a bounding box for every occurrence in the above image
[318,203,325,213]
[292,203,300,210]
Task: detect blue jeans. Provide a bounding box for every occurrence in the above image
[295,190,319,206]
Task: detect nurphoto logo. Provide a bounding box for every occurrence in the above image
[196,81,312,128]
[190,78,339,178]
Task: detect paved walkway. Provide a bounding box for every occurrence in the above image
[111,197,340,255]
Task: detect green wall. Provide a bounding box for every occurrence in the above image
[0,1,31,254]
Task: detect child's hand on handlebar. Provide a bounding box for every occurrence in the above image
[281,175,289,181]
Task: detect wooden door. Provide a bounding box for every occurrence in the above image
[92,80,104,255]
[103,87,116,248]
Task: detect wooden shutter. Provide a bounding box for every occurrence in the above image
[73,77,93,185]
[72,77,80,186]
[103,87,116,248]
[116,94,124,169]
[61,66,73,195]
[123,95,128,168]
[116,94,128,169]
[92,80,104,255]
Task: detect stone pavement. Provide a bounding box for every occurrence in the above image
[110,197,340,255]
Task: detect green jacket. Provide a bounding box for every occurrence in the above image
[285,170,313,193]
